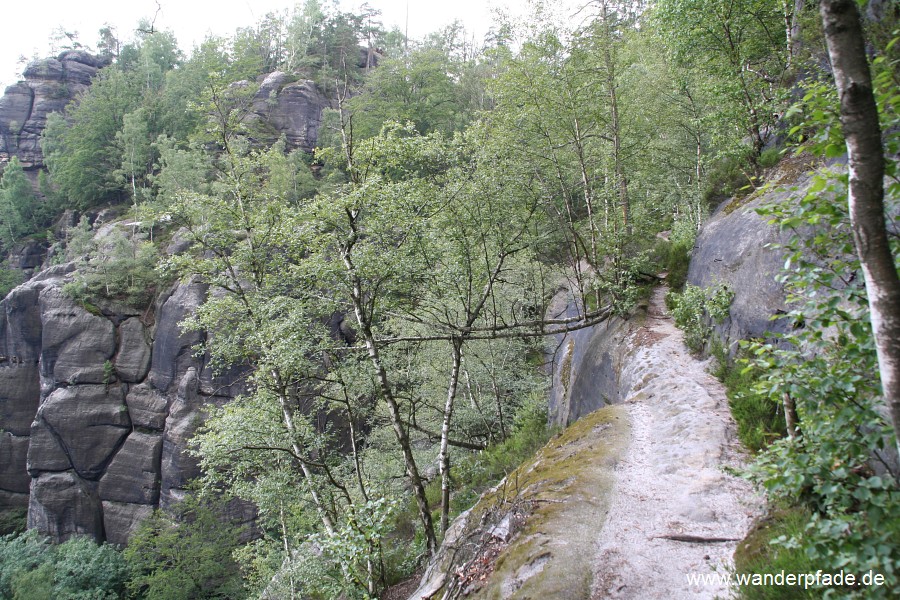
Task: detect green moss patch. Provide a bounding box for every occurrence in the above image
[454,405,629,599]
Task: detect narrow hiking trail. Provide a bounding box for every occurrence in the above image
[405,286,764,600]
[590,286,763,599]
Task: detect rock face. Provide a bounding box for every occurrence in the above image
[251,71,330,153]
[0,271,246,544]
[0,53,332,544]
[686,157,826,349]
[0,51,110,171]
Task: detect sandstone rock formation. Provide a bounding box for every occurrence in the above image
[0,270,246,544]
[686,157,826,349]
[0,52,332,545]
[250,71,330,153]
[0,51,110,171]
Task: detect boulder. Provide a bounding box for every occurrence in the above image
[115,317,151,382]
[99,431,162,505]
[27,471,103,542]
[31,385,130,480]
[39,287,115,385]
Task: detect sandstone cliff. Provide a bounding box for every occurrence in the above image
[0,54,332,545]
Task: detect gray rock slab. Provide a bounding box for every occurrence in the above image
[125,383,168,430]
[149,281,207,393]
[28,471,103,542]
[0,363,40,435]
[39,287,115,384]
[102,501,154,546]
[115,317,151,382]
[99,431,162,505]
[0,433,31,494]
[34,385,130,480]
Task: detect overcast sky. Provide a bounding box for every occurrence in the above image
[0,0,525,90]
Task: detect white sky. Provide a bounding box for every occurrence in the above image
[0,0,531,90]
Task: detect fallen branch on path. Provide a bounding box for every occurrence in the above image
[653,534,741,543]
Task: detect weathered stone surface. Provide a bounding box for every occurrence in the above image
[0,433,31,493]
[1,280,44,362]
[685,164,821,349]
[1,50,109,169]
[33,385,130,480]
[159,368,203,510]
[39,287,115,384]
[546,291,640,427]
[25,421,71,474]
[125,383,168,430]
[251,72,328,153]
[27,471,103,542]
[0,82,33,137]
[115,317,151,382]
[102,501,154,546]
[149,281,207,393]
[0,364,39,435]
[0,489,29,509]
[99,432,162,505]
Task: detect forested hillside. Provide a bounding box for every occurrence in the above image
[0,0,898,598]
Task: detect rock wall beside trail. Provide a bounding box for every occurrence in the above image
[687,157,825,349]
[547,311,639,428]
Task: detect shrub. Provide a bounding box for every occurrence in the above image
[0,531,126,600]
[666,284,733,354]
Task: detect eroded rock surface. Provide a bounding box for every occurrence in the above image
[0,50,110,170]
[0,270,245,544]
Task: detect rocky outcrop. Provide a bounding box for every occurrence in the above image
[547,311,638,427]
[251,71,329,153]
[0,51,110,171]
[0,266,246,544]
[686,157,826,349]
[0,45,347,544]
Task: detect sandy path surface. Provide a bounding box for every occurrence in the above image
[590,287,763,599]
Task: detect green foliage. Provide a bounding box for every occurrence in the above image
[285,497,399,600]
[711,344,785,452]
[123,496,245,600]
[349,47,470,138]
[743,167,900,596]
[42,68,141,209]
[0,261,22,299]
[652,0,791,156]
[666,283,734,354]
[0,531,127,600]
[734,506,819,600]
[0,157,38,247]
[0,508,27,537]
[757,147,783,170]
[63,219,161,308]
[451,393,554,512]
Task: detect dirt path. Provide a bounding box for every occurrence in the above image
[590,287,763,599]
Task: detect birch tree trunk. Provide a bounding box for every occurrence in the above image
[820,0,900,453]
